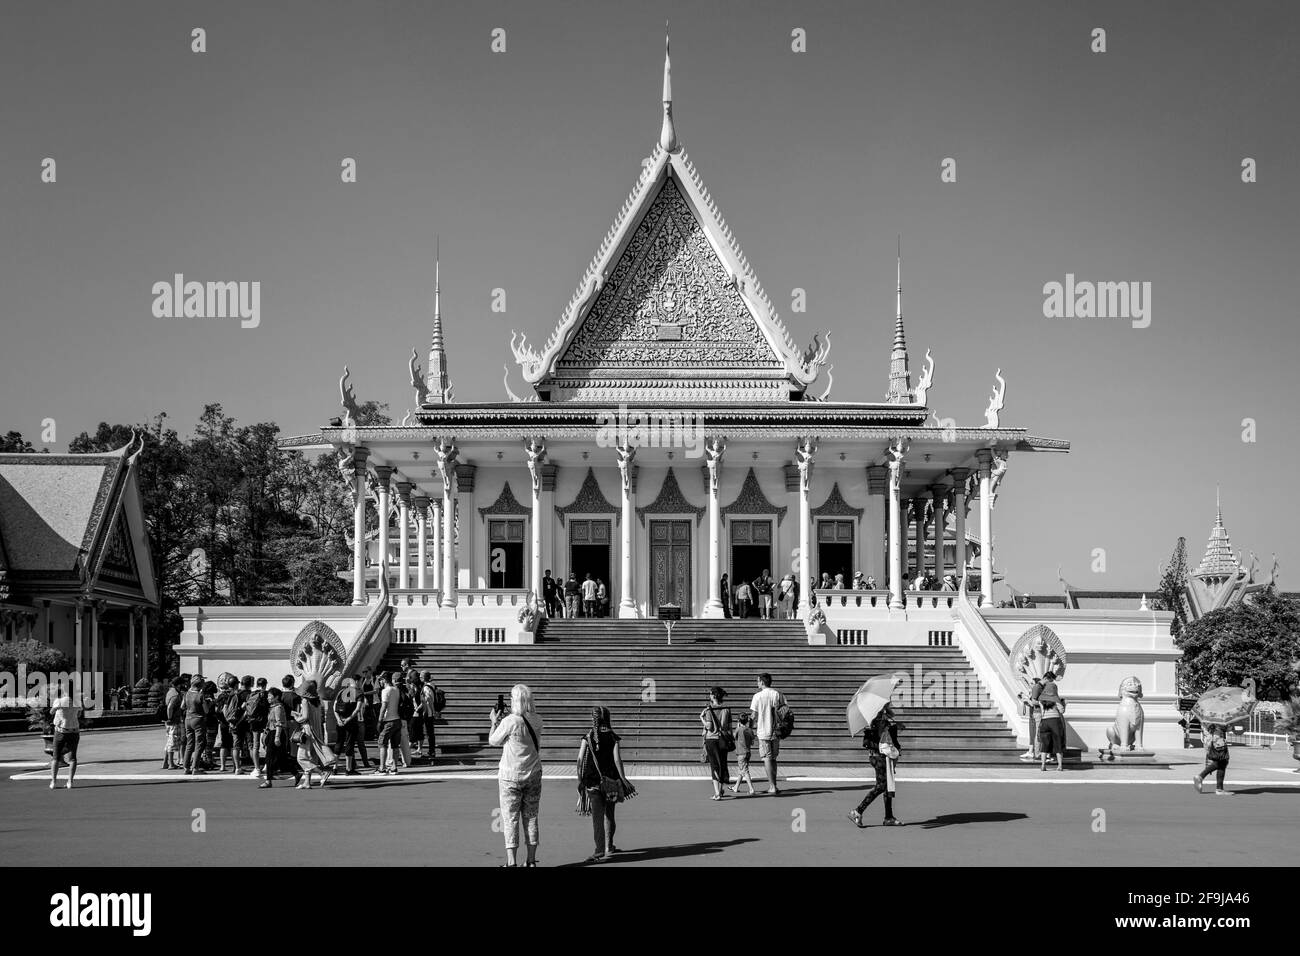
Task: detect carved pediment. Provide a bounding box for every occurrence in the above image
[478,481,532,521]
[720,467,788,526]
[555,468,619,527]
[810,482,864,520]
[637,467,706,527]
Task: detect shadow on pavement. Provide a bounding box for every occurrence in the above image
[1224,787,1300,796]
[557,837,760,866]
[914,811,1028,829]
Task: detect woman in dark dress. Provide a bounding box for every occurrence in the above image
[848,703,904,827]
[700,687,733,800]
[576,706,636,862]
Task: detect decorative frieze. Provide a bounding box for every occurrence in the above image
[555,468,620,526]
[636,467,706,527]
[721,467,788,526]
[478,482,532,521]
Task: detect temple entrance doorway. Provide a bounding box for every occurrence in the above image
[649,519,692,616]
[568,519,612,616]
[487,519,525,589]
[817,519,854,588]
[728,519,773,617]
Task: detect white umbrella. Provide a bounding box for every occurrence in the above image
[847,674,903,736]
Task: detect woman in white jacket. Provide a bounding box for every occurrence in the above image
[488,683,544,867]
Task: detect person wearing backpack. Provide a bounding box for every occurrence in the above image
[215,677,242,773]
[749,673,787,795]
[419,670,442,760]
[699,687,733,800]
[240,676,268,777]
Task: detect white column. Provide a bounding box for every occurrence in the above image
[128,609,136,689]
[436,443,458,608]
[703,438,727,618]
[977,450,994,607]
[73,602,83,677]
[90,601,100,680]
[141,613,149,680]
[616,446,637,617]
[526,439,547,603]
[414,495,430,589]
[796,438,816,605]
[351,449,370,605]
[865,465,888,588]
[430,498,442,595]
[931,485,947,580]
[886,440,908,609]
[913,497,928,583]
[396,481,413,590]
[951,468,969,580]
[374,466,393,592]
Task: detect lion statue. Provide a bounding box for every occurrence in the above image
[1101,676,1145,758]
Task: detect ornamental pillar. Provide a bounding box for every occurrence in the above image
[796,438,817,604]
[526,439,547,603]
[976,449,994,607]
[703,438,727,618]
[865,465,889,588]
[950,468,970,581]
[373,466,394,593]
[616,446,638,618]
[350,448,370,605]
[931,484,947,580]
[430,498,442,596]
[886,440,909,610]
[435,442,458,608]
[414,495,430,589]
[396,480,413,590]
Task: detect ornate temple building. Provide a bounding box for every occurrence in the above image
[185,40,1183,754]
[304,41,1065,626]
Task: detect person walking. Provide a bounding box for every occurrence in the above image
[49,691,82,790]
[542,569,559,618]
[727,713,756,795]
[181,676,210,775]
[700,687,733,800]
[259,687,299,789]
[581,573,598,618]
[576,706,636,862]
[292,681,335,789]
[749,673,786,795]
[1194,723,1233,795]
[488,683,544,867]
[735,579,753,619]
[847,703,904,828]
[778,574,795,619]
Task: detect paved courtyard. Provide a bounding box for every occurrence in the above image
[2,728,1297,866]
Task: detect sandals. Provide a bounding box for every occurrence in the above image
[847,810,863,828]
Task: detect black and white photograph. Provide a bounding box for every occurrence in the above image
[0,0,1295,932]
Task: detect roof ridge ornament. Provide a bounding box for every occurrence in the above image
[660,24,678,153]
[982,368,1006,428]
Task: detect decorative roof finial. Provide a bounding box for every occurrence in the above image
[886,234,912,403]
[425,237,451,404]
[659,24,678,153]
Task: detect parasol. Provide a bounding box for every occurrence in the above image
[1191,685,1257,726]
[847,674,904,736]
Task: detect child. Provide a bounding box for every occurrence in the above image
[728,714,756,795]
[1193,723,1233,795]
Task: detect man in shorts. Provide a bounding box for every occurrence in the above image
[749,672,787,795]
[375,673,402,775]
[50,692,83,790]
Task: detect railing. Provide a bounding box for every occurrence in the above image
[819,590,890,609]
[952,581,1027,742]
[382,588,442,607]
[460,588,531,607]
[836,629,869,645]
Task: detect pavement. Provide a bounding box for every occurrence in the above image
[2,728,1298,866]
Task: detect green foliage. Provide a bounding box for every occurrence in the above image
[0,431,38,453]
[1176,587,1300,699]
[1152,537,1189,640]
[0,639,71,675]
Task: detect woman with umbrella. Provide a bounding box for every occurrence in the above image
[847,675,905,828]
[1190,685,1255,795]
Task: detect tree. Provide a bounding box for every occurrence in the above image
[1176,587,1300,699]
[0,431,37,453]
[1153,536,1189,640]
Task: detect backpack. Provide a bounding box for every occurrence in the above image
[775,699,795,740]
[244,689,269,728]
[397,686,415,720]
[433,686,447,714]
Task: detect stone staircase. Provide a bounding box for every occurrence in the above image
[380,618,1028,766]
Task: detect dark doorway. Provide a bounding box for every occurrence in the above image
[729,519,773,617]
[817,519,854,587]
[488,519,525,589]
[568,519,612,616]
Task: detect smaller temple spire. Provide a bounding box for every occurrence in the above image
[659,25,678,153]
[885,235,912,403]
[425,238,451,404]
[1193,486,1240,578]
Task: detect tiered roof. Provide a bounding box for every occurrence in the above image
[1193,489,1240,578]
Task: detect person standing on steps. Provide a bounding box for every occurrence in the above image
[734,578,753,619]
[581,572,598,618]
[749,673,786,795]
[848,702,904,828]
[489,683,544,867]
[700,687,733,800]
[720,573,732,618]
[542,568,559,618]
[564,573,580,619]
[753,569,775,620]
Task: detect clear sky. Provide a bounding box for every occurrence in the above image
[1,0,1296,594]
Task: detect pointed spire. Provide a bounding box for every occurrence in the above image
[886,235,912,403]
[1194,486,1239,578]
[425,237,450,404]
[659,24,678,152]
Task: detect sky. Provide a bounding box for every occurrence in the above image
[1,0,1296,594]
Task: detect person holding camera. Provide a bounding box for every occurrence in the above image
[489,684,544,867]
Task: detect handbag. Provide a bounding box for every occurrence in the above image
[585,734,624,802]
[710,707,736,753]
